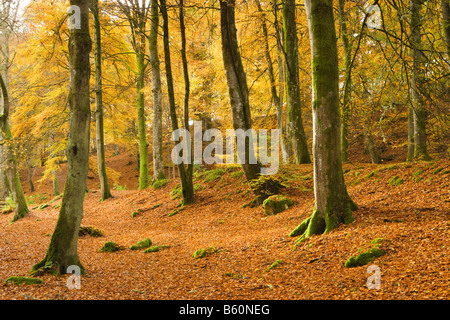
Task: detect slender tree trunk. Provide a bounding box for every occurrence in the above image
[409,0,430,160]
[92,0,112,200]
[31,0,91,275]
[179,0,194,198]
[220,0,261,184]
[407,107,415,161]
[0,73,29,222]
[27,159,35,193]
[149,0,165,182]
[283,0,311,164]
[161,0,193,205]
[273,0,288,161]
[290,0,357,242]
[137,41,149,189]
[338,0,352,163]
[256,0,281,115]
[442,0,450,56]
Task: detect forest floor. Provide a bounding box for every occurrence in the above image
[0,150,449,300]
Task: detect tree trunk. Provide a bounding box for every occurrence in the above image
[283,0,311,164]
[149,0,165,182]
[442,0,450,56]
[92,0,112,200]
[179,0,194,198]
[338,0,352,163]
[290,0,357,242]
[219,0,261,184]
[407,107,415,161]
[27,159,35,193]
[137,42,149,189]
[161,0,193,205]
[409,0,430,160]
[0,73,29,223]
[31,0,91,275]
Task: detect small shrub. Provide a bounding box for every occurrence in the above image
[113,183,127,191]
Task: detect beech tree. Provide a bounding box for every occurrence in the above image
[118,0,151,190]
[219,0,261,183]
[149,0,165,182]
[282,0,311,164]
[290,0,357,242]
[161,0,194,205]
[31,0,91,275]
[409,0,430,161]
[92,0,113,200]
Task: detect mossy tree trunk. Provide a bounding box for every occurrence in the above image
[31,0,91,275]
[161,0,194,205]
[409,0,430,161]
[0,73,29,223]
[118,0,150,190]
[442,0,450,56]
[291,0,357,242]
[338,0,352,163]
[149,0,165,182]
[92,0,112,200]
[220,0,261,186]
[283,0,311,164]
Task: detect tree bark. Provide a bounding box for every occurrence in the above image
[31,0,91,275]
[179,0,194,196]
[338,0,352,163]
[409,0,430,160]
[219,0,261,184]
[149,0,165,182]
[0,72,29,223]
[283,0,311,164]
[290,0,356,242]
[92,0,112,200]
[442,0,450,56]
[161,0,193,205]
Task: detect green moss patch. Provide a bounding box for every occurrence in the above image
[5,276,43,285]
[388,176,403,186]
[202,169,225,182]
[192,246,217,259]
[344,238,386,268]
[151,179,169,190]
[79,226,103,237]
[263,259,283,273]
[144,245,168,253]
[130,238,152,250]
[262,195,294,216]
[98,241,122,253]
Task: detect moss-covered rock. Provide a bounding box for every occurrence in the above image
[130,238,152,250]
[98,241,121,253]
[143,245,167,253]
[262,195,294,216]
[5,276,43,285]
[79,226,103,237]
